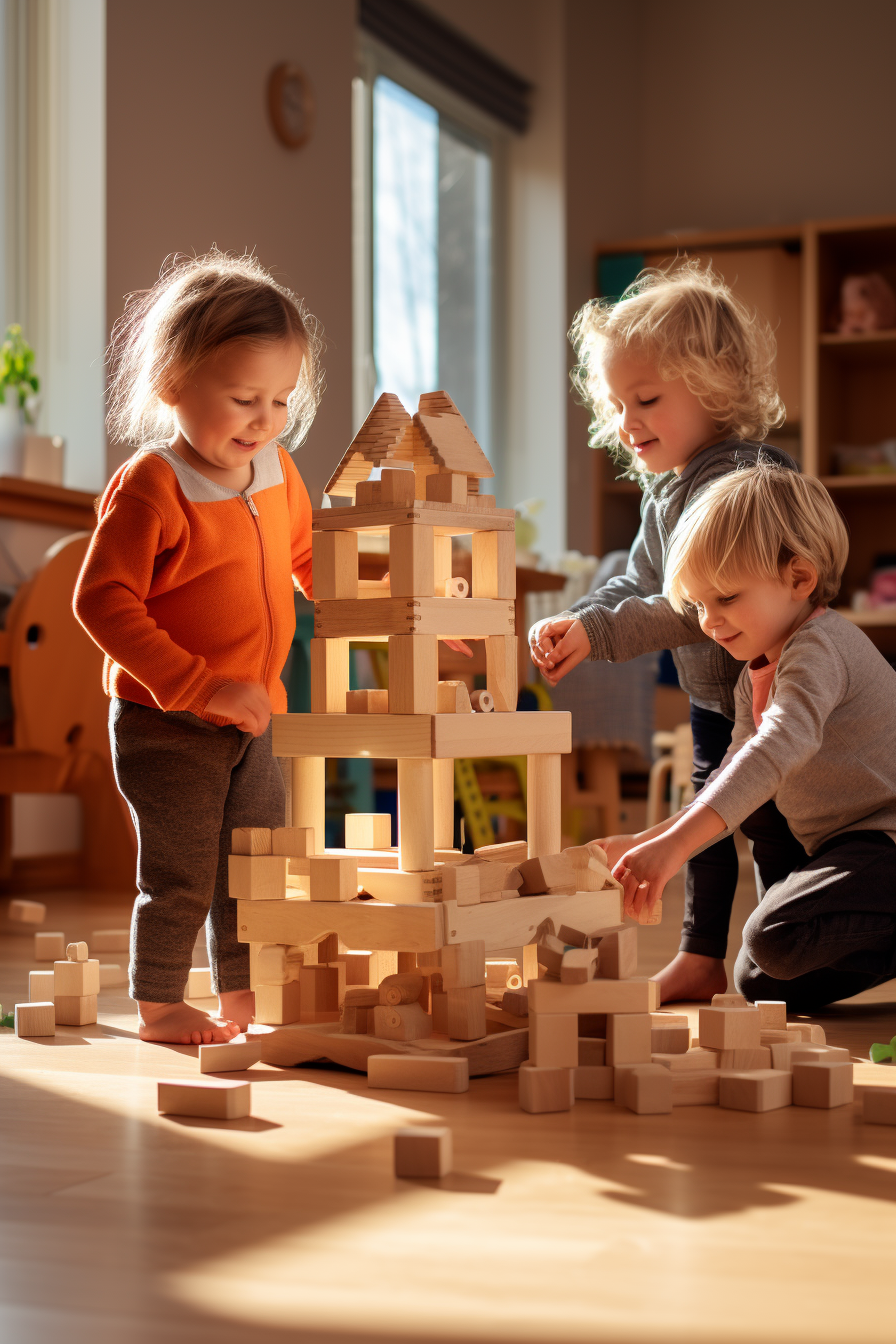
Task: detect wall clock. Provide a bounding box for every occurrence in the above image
[268,62,314,150]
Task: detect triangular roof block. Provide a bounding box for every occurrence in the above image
[415,392,494,479]
[324,393,412,498]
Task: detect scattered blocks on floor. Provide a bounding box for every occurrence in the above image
[367,1054,469,1093]
[719,1069,793,1112]
[15,1001,55,1036]
[394,1126,452,1178]
[9,899,46,925]
[158,1079,251,1119]
[29,969,55,1001]
[863,1087,896,1125]
[186,967,213,999]
[53,957,100,998]
[89,929,130,953]
[99,964,128,989]
[34,932,65,961]
[199,1038,263,1073]
[519,1062,574,1113]
[792,1060,854,1109]
[622,1064,673,1114]
[529,1011,578,1068]
[54,994,97,1026]
[698,1005,761,1051]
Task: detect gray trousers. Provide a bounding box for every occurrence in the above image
[110,699,285,1002]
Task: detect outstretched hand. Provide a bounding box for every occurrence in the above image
[205,681,272,736]
[528,616,590,686]
[612,834,683,922]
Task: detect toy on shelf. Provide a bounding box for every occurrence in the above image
[836,272,896,334]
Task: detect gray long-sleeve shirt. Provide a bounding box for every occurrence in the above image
[569,439,798,720]
[698,609,896,854]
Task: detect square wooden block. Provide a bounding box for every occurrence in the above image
[199,1039,263,1073]
[606,1012,652,1066]
[34,932,66,962]
[445,985,486,1040]
[651,1024,690,1054]
[720,1069,793,1112]
[345,688,389,713]
[367,1054,469,1093]
[394,1125,452,1178]
[595,927,638,980]
[574,1065,614,1099]
[863,1087,896,1126]
[54,994,97,1026]
[519,1062,575,1113]
[756,1000,787,1030]
[530,1011,578,1068]
[312,529,359,600]
[578,1037,606,1066]
[711,992,748,1008]
[272,827,315,858]
[157,1079,251,1120]
[309,855,359,902]
[53,959,100,998]
[255,981,304,1026]
[15,1001,55,1037]
[228,855,288,901]
[623,1064,673,1114]
[186,968,213,999]
[345,813,392,850]
[9,899,45,925]
[231,827,272,855]
[29,969,55,1001]
[379,468,415,505]
[792,1060,854,1109]
[90,929,129,954]
[440,940,486,990]
[698,1005,761,1051]
[425,471,467,505]
[389,523,434,598]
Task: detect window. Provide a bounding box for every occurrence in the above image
[354,43,504,459]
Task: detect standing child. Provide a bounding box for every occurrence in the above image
[611,465,896,1009]
[75,251,322,1045]
[529,263,797,1003]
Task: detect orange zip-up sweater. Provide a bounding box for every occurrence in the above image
[74,442,313,722]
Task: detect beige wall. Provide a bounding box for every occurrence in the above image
[106,0,355,507]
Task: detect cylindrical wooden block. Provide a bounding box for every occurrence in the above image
[379,973,424,1005]
[291,757,325,854]
[527,754,561,858]
[398,759,435,871]
[470,690,494,713]
[433,758,455,850]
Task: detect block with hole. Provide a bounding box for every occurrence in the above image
[519,1062,575,1113]
[378,973,425,1006]
[158,1079,251,1120]
[368,1054,469,1093]
[312,529,359,600]
[345,813,392,850]
[89,929,129,953]
[9,898,46,925]
[394,1125,453,1179]
[309,855,358,902]
[469,689,494,713]
[55,994,97,1026]
[231,827,272,855]
[53,957,100,998]
[792,1060,854,1108]
[199,1038,263,1073]
[697,1005,762,1051]
[372,1002,432,1042]
[719,1069,793,1112]
[228,854,289,901]
[15,1001,55,1037]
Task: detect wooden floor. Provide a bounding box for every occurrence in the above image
[1,853,895,1344]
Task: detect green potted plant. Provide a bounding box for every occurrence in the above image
[0,325,40,476]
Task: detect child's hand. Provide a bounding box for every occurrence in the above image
[593,834,638,869]
[528,617,589,685]
[205,681,272,736]
[612,834,683,921]
[442,639,473,656]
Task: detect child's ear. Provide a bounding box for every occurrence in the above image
[788,555,818,601]
[157,378,180,408]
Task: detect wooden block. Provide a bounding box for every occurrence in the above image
[672,1070,720,1106]
[158,1079,251,1120]
[368,1054,469,1093]
[791,1045,850,1065]
[99,964,128,989]
[272,827,315,858]
[770,1040,818,1071]
[360,868,441,904]
[711,992,748,1008]
[430,989,449,1034]
[89,929,129,953]
[345,813,392,850]
[442,577,469,598]
[472,494,496,509]
[228,855,288,901]
[309,855,358,902]
[372,1002,432,1042]
[485,959,522,990]
[238,895,443,955]
[792,1060,854,1108]
[66,941,88,962]
[53,958,100,997]
[595,927,638,980]
[651,1024,691,1054]
[561,847,618,894]
[379,468,415,505]
[354,480,378,505]
[425,472,467,504]
[15,1001,55,1037]
[462,857,521,897]
[519,1061,575,1113]
[518,854,576,896]
[528,976,656,1015]
[786,1021,826,1044]
[430,709,571,760]
[345,688,389,714]
[719,1068,793,1112]
[698,1006,761,1051]
[527,753,561,858]
[560,948,599,984]
[652,1047,720,1072]
[199,1038,263,1073]
[756,1000,787,1030]
[470,689,494,713]
[650,1012,689,1028]
[433,533,452,594]
[575,1064,613,1099]
[485,634,518,712]
[29,969,55,1000]
[312,530,358,599]
[310,636,350,713]
[186,967,213,999]
[576,1036,605,1066]
[502,987,529,1017]
[231,828,272,855]
[255,981,303,1025]
[715,1046,772,1070]
[389,523,435,598]
[344,985,380,1007]
[398,757,435,871]
[379,973,425,1006]
[530,1011,578,1067]
[299,964,340,1015]
[54,994,97,1026]
[446,985,487,1040]
[440,940,485,989]
[437,680,473,713]
[623,1063,673,1114]
[34,931,66,961]
[472,529,515,599]
[9,898,46,925]
[389,633,438,714]
[864,1087,896,1125]
[472,841,525,865]
[394,1125,452,1177]
[606,1012,652,1066]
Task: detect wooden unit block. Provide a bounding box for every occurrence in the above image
[53,958,100,997]
[786,1021,827,1044]
[575,1064,614,1099]
[463,857,521,898]
[517,853,576,896]
[9,898,46,924]
[445,984,487,1040]
[432,532,452,596]
[360,868,441,904]
[29,969,55,1000]
[606,1013,652,1066]
[379,468,415,505]
[485,634,518,712]
[560,948,599,984]
[485,959,521,990]
[756,1000,788,1029]
[711,992,748,1008]
[595,927,639,980]
[186,967,213,998]
[528,976,656,1015]
[651,1025,691,1054]
[425,472,467,504]
[345,688,390,714]
[299,964,340,1015]
[389,633,438,714]
[54,994,97,1026]
[368,1054,469,1093]
[502,987,529,1017]
[698,1006,762,1051]
[255,981,304,1025]
[719,1069,793,1112]
[652,1047,720,1072]
[312,529,358,600]
[470,690,494,712]
[372,1002,432,1042]
[437,680,472,714]
[431,709,572,760]
[474,841,527,865]
[379,973,425,1005]
[430,989,449,1034]
[536,929,585,976]
[228,855,288,902]
[309,855,359,902]
[770,1040,820,1071]
[440,940,486,989]
[389,523,435,598]
[291,756,326,855]
[864,1087,896,1125]
[562,846,619,894]
[792,1060,854,1108]
[433,757,455,851]
[238,895,443,955]
[99,964,128,989]
[272,827,315,858]
[650,1011,689,1028]
[157,1079,251,1120]
[14,1001,55,1037]
[519,1061,575,1113]
[310,637,350,713]
[527,753,561,859]
[790,1045,850,1065]
[716,1046,772,1071]
[66,941,88,962]
[623,1063,673,1114]
[313,500,514,536]
[394,1125,452,1178]
[345,813,392,850]
[354,480,378,505]
[578,1037,606,1066]
[471,529,515,599]
[672,1070,721,1107]
[530,1011,578,1067]
[761,1029,802,1047]
[398,757,435,871]
[199,1038,263,1073]
[89,929,129,953]
[34,931,66,962]
[231,828,272,855]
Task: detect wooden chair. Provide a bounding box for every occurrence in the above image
[646,723,695,829]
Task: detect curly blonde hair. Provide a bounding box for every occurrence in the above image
[107,249,324,452]
[570,260,785,475]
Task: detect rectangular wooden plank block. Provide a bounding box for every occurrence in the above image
[199,1039,264,1073]
[440,940,486,989]
[394,1126,452,1178]
[445,985,486,1040]
[34,931,66,961]
[237,897,445,953]
[310,637,350,713]
[15,1001,55,1036]
[312,501,515,534]
[672,1070,720,1106]
[519,1062,575,1113]
[157,1079,251,1120]
[367,1054,469,1093]
[485,634,518,712]
[315,596,513,639]
[433,711,571,759]
[389,634,438,714]
[472,529,515,599]
[228,855,288,901]
[527,754,561,858]
[719,1069,793,1112]
[9,898,46,924]
[372,1002,432,1042]
[312,530,358,600]
[389,523,435,597]
[528,976,657,1015]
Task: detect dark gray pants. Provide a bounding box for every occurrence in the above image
[734,805,896,1011]
[110,699,285,1002]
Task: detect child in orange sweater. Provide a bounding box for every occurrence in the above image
[74,251,322,1045]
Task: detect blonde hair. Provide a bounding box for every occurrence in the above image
[107,250,324,451]
[664,465,849,612]
[570,260,785,474]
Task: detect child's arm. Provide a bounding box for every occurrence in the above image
[613,801,728,919]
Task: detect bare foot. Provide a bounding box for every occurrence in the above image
[651,951,728,1005]
[138,1000,241,1046]
[218,988,255,1031]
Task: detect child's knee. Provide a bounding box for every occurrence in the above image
[741,909,798,981]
